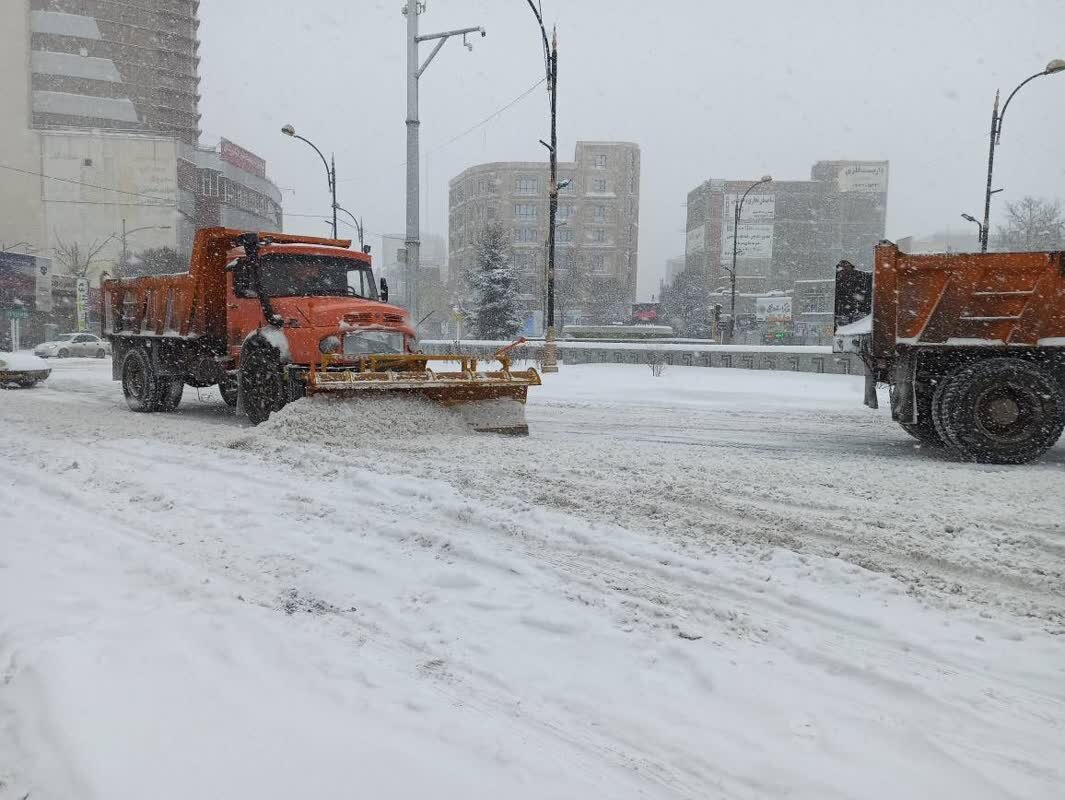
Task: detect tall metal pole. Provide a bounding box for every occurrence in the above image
[403,3,484,326]
[729,200,739,343]
[978,60,1065,252]
[405,2,420,315]
[330,153,338,239]
[980,91,999,253]
[727,176,771,343]
[543,27,559,372]
[120,217,127,278]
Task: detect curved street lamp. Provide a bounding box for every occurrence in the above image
[960,213,984,245]
[282,124,337,238]
[726,174,772,343]
[334,204,365,250]
[979,59,1064,252]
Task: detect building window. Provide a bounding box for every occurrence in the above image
[592,178,607,192]
[202,171,219,197]
[478,179,488,194]
[556,228,573,243]
[590,228,608,243]
[516,176,539,195]
[592,205,606,223]
[514,227,539,243]
[557,204,572,220]
[593,154,607,168]
[589,253,605,271]
[514,203,537,219]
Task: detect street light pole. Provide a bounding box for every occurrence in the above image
[526,1,559,372]
[960,213,984,246]
[335,204,365,249]
[728,175,771,343]
[404,2,484,326]
[979,58,1065,253]
[281,124,337,238]
[115,219,172,277]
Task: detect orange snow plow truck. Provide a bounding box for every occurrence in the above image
[101,227,540,433]
[833,241,1065,463]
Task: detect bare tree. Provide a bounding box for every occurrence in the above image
[995,197,1064,252]
[52,233,113,278]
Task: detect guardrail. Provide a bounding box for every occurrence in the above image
[420,340,863,375]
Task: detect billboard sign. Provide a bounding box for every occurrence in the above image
[35,256,53,313]
[723,193,775,223]
[220,138,267,179]
[838,163,888,193]
[76,277,89,331]
[720,224,774,264]
[756,295,792,323]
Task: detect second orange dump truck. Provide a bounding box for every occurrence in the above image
[834,241,1065,464]
[101,227,539,433]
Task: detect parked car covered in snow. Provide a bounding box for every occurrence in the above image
[0,352,51,387]
[34,333,111,359]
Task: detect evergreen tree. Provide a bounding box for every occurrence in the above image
[128,247,182,277]
[472,222,521,339]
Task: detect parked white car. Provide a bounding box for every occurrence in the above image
[0,352,51,387]
[34,333,111,359]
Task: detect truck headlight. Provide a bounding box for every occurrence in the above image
[319,335,342,354]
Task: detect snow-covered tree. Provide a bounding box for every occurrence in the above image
[472,222,522,339]
[995,197,1063,252]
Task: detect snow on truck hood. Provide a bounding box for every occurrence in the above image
[269,298,410,330]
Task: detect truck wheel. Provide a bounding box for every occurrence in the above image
[155,378,184,412]
[938,358,1065,464]
[896,382,943,446]
[218,377,239,408]
[931,372,961,452]
[121,348,159,412]
[239,339,284,425]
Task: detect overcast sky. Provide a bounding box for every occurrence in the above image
[200,0,1065,299]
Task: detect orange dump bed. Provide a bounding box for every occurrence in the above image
[869,244,1065,357]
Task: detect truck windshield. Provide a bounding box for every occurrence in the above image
[257,254,378,300]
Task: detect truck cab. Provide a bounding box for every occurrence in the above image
[224,241,415,367]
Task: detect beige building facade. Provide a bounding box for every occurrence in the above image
[449,141,641,331]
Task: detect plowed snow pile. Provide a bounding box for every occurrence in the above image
[254,394,473,444]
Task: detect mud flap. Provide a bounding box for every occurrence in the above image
[864,369,879,409]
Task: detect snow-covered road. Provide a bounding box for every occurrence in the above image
[2,360,1063,799]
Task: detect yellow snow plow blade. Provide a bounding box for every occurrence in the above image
[306,346,541,435]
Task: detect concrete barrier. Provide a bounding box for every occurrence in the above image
[419,340,862,375]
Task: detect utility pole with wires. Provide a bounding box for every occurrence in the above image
[404,1,485,328]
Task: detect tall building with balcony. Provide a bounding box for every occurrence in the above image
[28,0,201,144]
[448,141,641,330]
[0,0,281,301]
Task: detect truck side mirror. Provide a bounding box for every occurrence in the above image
[380,277,389,303]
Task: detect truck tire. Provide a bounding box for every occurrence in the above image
[937,358,1065,464]
[897,381,943,446]
[218,377,239,408]
[239,338,284,425]
[155,378,184,412]
[122,348,159,412]
[930,371,961,452]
